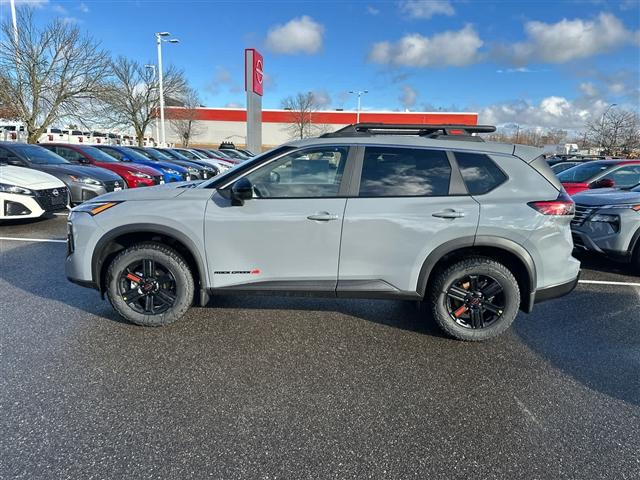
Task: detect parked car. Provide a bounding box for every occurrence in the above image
[551,161,582,174]
[128,146,215,180]
[571,183,640,272]
[196,149,239,168]
[216,148,250,161]
[41,144,163,188]
[0,165,69,220]
[0,142,125,204]
[95,145,189,183]
[557,160,640,195]
[65,123,580,341]
[159,148,232,175]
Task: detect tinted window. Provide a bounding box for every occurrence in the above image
[10,144,69,164]
[99,147,125,161]
[53,147,84,162]
[556,162,610,182]
[244,146,348,198]
[359,147,450,197]
[455,152,507,195]
[77,146,119,163]
[603,166,640,188]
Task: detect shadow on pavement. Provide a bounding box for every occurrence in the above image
[515,288,640,406]
[574,251,638,278]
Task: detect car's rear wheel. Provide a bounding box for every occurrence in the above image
[429,257,520,341]
[632,239,640,275]
[106,242,194,326]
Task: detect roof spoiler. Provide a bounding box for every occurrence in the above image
[320,123,496,141]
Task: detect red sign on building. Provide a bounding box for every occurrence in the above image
[245,49,264,97]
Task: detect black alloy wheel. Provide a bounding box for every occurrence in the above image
[118,259,177,315]
[445,274,505,329]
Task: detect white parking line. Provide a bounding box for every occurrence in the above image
[579,279,640,287]
[53,212,69,216]
[0,236,66,243]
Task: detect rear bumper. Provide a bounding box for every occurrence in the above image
[534,274,580,304]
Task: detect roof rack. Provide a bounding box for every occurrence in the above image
[320,123,496,142]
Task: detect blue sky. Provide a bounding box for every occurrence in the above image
[1,0,639,129]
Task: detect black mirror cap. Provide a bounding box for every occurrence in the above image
[231,177,253,205]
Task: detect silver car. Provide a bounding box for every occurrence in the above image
[571,183,640,271]
[65,124,580,341]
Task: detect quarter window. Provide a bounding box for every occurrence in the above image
[359,147,451,197]
[243,146,349,198]
[455,152,507,195]
[603,166,640,188]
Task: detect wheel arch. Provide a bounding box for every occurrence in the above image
[417,236,537,312]
[91,224,209,305]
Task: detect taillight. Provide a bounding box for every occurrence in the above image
[528,191,575,216]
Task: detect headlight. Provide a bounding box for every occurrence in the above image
[69,175,102,186]
[163,168,179,175]
[590,213,618,223]
[0,182,33,195]
[129,171,151,179]
[73,201,121,216]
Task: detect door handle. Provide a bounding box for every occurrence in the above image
[307,212,339,222]
[432,209,465,219]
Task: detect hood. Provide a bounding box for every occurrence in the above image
[148,160,188,173]
[101,162,163,176]
[36,163,122,181]
[0,165,66,189]
[87,181,196,202]
[573,188,640,207]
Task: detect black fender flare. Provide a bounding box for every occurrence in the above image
[91,223,208,294]
[416,235,537,310]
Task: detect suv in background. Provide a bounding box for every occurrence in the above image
[571,183,640,272]
[65,123,580,341]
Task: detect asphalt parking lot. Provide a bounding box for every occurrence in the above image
[1,214,639,479]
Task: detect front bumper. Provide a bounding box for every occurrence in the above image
[571,208,639,261]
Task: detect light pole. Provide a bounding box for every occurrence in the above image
[9,0,18,45]
[145,64,160,145]
[348,90,368,123]
[155,32,179,146]
[600,103,617,154]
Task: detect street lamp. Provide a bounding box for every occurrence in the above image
[600,103,617,153]
[144,64,160,145]
[155,32,179,146]
[348,90,369,123]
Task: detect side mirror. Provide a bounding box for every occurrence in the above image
[230,177,253,206]
[6,155,22,166]
[591,178,615,189]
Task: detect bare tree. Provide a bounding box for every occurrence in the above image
[0,9,110,143]
[281,92,320,139]
[587,108,640,156]
[95,56,187,146]
[170,88,204,147]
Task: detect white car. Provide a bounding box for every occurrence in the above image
[0,165,69,220]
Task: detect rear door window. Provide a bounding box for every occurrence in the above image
[455,152,507,195]
[358,147,451,197]
[603,165,640,188]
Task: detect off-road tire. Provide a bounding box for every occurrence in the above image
[106,242,194,326]
[429,257,520,341]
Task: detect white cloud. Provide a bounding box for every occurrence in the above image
[367,5,380,15]
[504,13,638,64]
[400,0,455,19]
[579,82,598,97]
[369,25,483,67]
[265,16,324,54]
[51,4,66,14]
[79,2,89,13]
[400,85,418,108]
[0,0,49,6]
[224,102,243,108]
[479,95,611,130]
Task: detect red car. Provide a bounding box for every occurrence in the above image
[42,143,164,188]
[557,159,640,195]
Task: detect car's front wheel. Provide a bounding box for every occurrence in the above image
[429,257,521,341]
[106,242,194,326]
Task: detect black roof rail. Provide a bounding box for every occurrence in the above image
[320,123,496,141]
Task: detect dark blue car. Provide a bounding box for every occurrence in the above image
[95,145,189,183]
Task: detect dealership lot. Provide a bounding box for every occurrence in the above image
[1,215,639,479]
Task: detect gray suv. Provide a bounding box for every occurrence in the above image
[571,183,640,271]
[65,124,580,341]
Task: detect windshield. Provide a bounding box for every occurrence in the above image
[166,149,192,161]
[78,146,119,163]
[129,148,155,160]
[631,184,640,192]
[120,147,154,162]
[557,162,611,182]
[145,148,173,161]
[12,144,70,164]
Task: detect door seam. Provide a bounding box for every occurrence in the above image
[335,198,350,294]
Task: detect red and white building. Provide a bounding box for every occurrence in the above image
[162,107,478,148]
